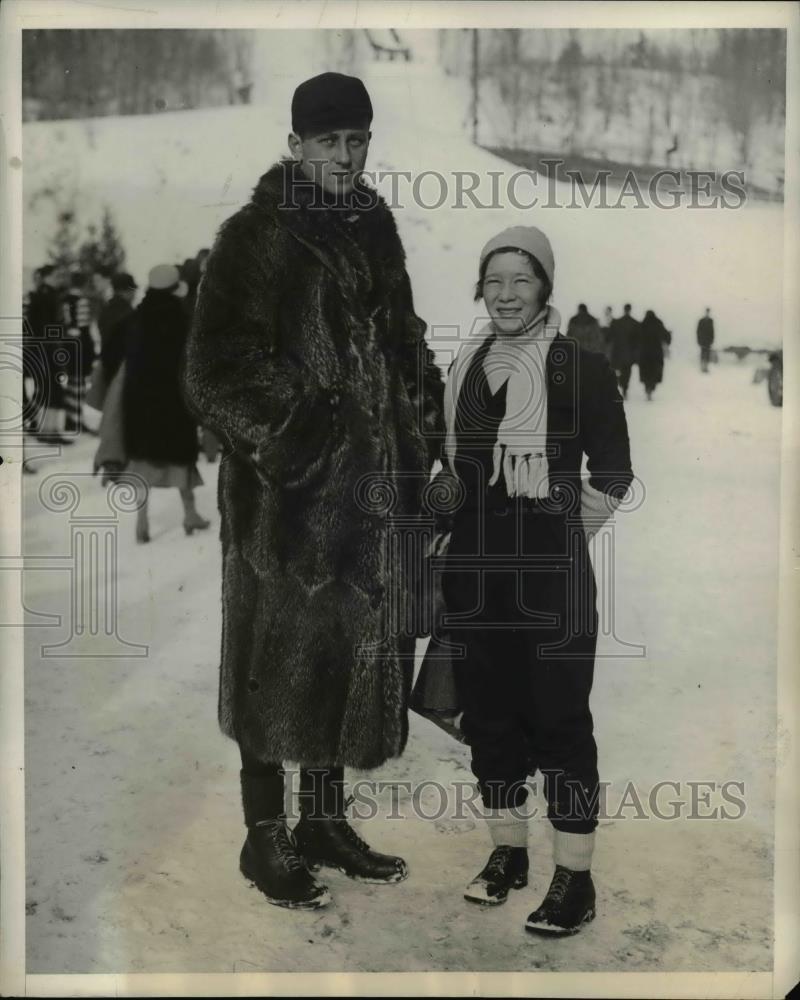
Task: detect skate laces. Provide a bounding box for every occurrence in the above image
[337,795,371,854]
[484,846,515,881]
[268,822,304,873]
[546,866,574,904]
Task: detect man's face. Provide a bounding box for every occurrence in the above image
[291,129,370,195]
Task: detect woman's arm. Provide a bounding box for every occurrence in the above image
[580,353,634,536]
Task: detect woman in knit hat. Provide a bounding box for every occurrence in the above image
[123,263,210,543]
[436,226,633,936]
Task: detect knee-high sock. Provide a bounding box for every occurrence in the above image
[553,829,595,871]
[486,808,528,849]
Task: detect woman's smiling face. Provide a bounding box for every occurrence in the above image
[482,251,545,335]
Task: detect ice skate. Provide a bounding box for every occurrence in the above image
[239,820,331,910]
[525,865,596,937]
[464,846,528,906]
[294,811,408,884]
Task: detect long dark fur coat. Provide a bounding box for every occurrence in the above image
[182,160,445,769]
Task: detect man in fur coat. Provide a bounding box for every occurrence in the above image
[183,73,445,910]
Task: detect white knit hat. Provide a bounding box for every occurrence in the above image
[480,226,555,286]
[147,263,181,291]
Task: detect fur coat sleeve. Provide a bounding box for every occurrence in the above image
[182,211,336,490]
[389,270,445,466]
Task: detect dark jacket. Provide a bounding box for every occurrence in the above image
[98,295,134,352]
[608,313,640,369]
[638,311,671,385]
[697,315,714,348]
[99,296,135,394]
[25,283,60,337]
[442,334,633,662]
[123,289,199,465]
[181,160,445,769]
[61,290,96,377]
[26,283,66,407]
[566,309,606,355]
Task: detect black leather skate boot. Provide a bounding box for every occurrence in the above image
[238,768,330,910]
[293,768,408,884]
[464,846,529,906]
[524,865,596,936]
[239,821,331,910]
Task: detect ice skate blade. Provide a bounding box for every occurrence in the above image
[309,860,409,884]
[525,906,596,937]
[240,868,332,910]
[464,875,527,906]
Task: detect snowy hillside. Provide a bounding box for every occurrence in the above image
[23,54,784,359]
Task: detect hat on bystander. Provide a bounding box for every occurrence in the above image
[111,272,138,292]
[147,264,181,291]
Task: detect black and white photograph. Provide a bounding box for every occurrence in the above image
[0,1,798,996]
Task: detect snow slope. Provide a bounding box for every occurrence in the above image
[22,52,782,974]
[23,51,783,360]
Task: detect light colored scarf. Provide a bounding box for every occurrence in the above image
[443,305,561,499]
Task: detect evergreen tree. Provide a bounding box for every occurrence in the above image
[77,207,126,275]
[47,208,80,279]
[77,222,101,274]
[97,207,126,273]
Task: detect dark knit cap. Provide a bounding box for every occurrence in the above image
[111,272,138,292]
[291,72,373,136]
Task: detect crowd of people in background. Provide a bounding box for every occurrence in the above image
[566,302,675,401]
[23,262,108,443]
[22,249,214,542]
[22,255,715,524]
[566,303,718,398]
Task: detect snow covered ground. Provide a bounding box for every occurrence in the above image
[22,352,779,973]
[21,49,783,974]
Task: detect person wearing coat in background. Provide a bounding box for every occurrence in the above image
[601,306,614,361]
[86,272,139,415]
[697,307,715,373]
[27,265,71,444]
[123,264,210,543]
[566,303,606,355]
[434,226,632,937]
[98,272,138,355]
[60,271,96,433]
[638,309,672,400]
[22,268,41,435]
[182,73,445,911]
[607,303,640,399]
